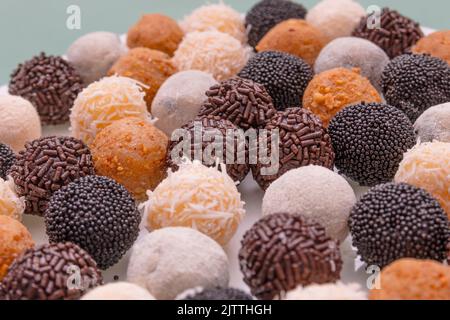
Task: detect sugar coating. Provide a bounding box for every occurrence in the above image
[82,282,155,300]
[127,227,229,300]
[306,0,365,41]
[142,161,245,245]
[285,282,367,300]
[172,31,252,81]
[70,76,150,146]
[0,95,41,152]
[180,3,246,43]
[262,165,356,241]
[67,32,126,85]
[414,102,450,143]
[314,37,390,91]
[0,178,24,221]
[395,141,450,218]
[152,70,218,136]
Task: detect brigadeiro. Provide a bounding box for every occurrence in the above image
[238,51,313,110]
[381,53,450,122]
[352,8,423,59]
[0,143,15,180]
[182,287,253,300]
[414,102,450,143]
[166,115,250,183]
[9,53,83,125]
[349,183,450,268]
[251,108,335,191]
[198,77,276,129]
[1,242,102,300]
[328,103,416,186]
[9,136,95,216]
[412,30,450,65]
[245,0,307,48]
[45,175,141,269]
[239,213,342,300]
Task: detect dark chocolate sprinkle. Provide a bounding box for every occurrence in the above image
[183,287,254,300]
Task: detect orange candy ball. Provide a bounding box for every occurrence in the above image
[412,30,450,65]
[303,68,382,126]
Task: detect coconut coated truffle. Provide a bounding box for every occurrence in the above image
[198,77,276,129]
[285,282,367,300]
[0,216,34,280]
[239,213,342,300]
[0,95,41,152]
[70,76,150,146]
[256,19,327,66]
[91,117,168,200]
[182,287,253,300]
[245,0,307,48]
[82,282,155,300]
[262,166,356,242]
[173,31,251,81]
[238,51,313,110]
[306,0,365,41]
[181,3,246,43]
[67,32,126,85]
[108,48,177,110]
[328,103,416,186]
[166,115,249,183]
[369,259,450,300]
[381,53,450,122]
[142,161,245,246]
[251,108,335,191]
[127,227,229,300]
[0,178,25,221]
[9,53,83,125]
[151,70,218,136]
[414,102,450,143]
[412,30,450,65]
[1,242,102,300]
[303,68,382,126]
[349,183,450,268]
[45,176,141,269]
[395,142,450,218]
[127,14,183,56]
[314,37,390,91]
[0,143,15,180]
[352,8,423,59]
[9,136,95,216]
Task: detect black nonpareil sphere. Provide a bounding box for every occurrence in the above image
[0,143,15,180]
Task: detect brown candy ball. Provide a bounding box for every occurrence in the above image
[251,107,334,190]
[9,136,95,216]
[239,213,342,300]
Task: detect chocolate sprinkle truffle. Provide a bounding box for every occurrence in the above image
[183,287,253,300]
[199,77,276,129]
[349,183,450,268]
[239,213,342,300]
[1,242,102,300]
[45,176,140,269]
[239,51,313,110]
[9,136,94,216]
[352,8,423,59]
[245,0,307,48]
[251,108,335,191]
[167,115,250,183]
[9,53,83,125]
[328,103,416,186]
[0,143,15,180]
[381,53,450,122]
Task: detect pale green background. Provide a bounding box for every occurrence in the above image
[0,0,448,83]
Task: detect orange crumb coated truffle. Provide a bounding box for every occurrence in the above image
[91,117,169,201]
[369,259,450,300]
[109,48,177,110]
[303,68,382,126]
[0,215,34,279]
[256,19,327,66]
[412,30,450,65]
[127,14,183,56]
